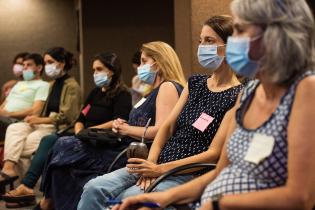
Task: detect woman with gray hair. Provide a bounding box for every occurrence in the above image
[112,0,315,209]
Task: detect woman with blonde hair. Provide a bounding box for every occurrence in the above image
[112,0,315,209]
[78,15,243,210]
[35,42,185,210]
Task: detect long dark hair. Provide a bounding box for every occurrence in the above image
[92,52,128,98]
[44,47,75,71]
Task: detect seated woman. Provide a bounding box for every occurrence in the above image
[0,47,81,204]
[113,0,315,210]
[36,41,186,210]
[2,52,132,208]
[77,15,243,210]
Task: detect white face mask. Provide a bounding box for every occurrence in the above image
[13,64,24,77]
[45,64,62,78]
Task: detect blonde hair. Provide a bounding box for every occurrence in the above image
[231,0,315,85]
[141,41,186,87]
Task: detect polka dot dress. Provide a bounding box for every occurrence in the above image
[200,71,315,205]
[158,74,243,164]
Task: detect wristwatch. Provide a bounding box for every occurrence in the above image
[211,194,223,210]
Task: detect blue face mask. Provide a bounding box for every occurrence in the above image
[226,36,259,78]
[22,69,36,81]
[94,72,111,87]
[198,45,224,72]
[137,64,157,85]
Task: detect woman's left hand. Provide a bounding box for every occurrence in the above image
[127,158,164,177]
[136,176,157,191]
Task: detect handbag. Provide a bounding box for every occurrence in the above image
[76,128,122,147]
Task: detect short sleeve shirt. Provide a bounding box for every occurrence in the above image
[5,80,50,112]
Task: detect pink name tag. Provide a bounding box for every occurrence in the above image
[192,113,214,132]
[81,104,91,116]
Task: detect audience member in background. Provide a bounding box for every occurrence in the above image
[0,53,49,143]
[4,52,131,209]
[131,50,152,105]
[0,48,81,203]
[113,0,315,209]
[0,52,30,104]
[78,15,243,210]
[36,41,186,210]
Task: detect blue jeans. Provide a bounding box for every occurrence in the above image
[77,167,194,210]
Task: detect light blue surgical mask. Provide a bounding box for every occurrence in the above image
[94,72,111,87]
[137,64,157,85]
[22,69,36,81]
[226,36,260,78]
[198,45,224,72]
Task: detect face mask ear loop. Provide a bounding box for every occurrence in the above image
[217,44,226,58]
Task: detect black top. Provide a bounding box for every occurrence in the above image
[158,74,243,164]
[77,87,132,128]
[45,74,70,116]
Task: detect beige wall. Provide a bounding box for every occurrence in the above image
[174,0,232,77]
[0,0,79,86]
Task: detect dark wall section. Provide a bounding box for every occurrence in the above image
[82,0,174,98]
[307,0,315,14]
[0,0,79,87]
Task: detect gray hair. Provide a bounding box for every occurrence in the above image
[231,0,315,85]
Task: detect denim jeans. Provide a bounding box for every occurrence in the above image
[77,167,194,210]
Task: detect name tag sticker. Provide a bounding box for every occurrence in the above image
[134,97,146,109]
[192,112,214,132]
[244,133,275,164]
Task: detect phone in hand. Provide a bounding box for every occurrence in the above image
[106,199,160,209]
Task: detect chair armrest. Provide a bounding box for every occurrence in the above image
[145,163,216,193]
[106,148,128,173]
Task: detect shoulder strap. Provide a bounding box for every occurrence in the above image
[169,81,183,96]
[239,80,259,105]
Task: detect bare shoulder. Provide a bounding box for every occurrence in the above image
[295,75,315,97]
[158,81,178,94]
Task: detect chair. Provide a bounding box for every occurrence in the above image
[145,163,216,193]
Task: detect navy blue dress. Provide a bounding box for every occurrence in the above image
[40,81,182,210]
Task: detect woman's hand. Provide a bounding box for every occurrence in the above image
[127,158,164,177]
[111,191,171,210]
[112,118,129,135]
[136,176,157,191]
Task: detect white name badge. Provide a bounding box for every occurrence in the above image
[244,133,275,164]
[134,97,146,109]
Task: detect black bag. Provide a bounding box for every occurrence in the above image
[76,128,122,147]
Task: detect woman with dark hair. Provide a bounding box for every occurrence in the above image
[1,47,81,207]
[16,52,132,210]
